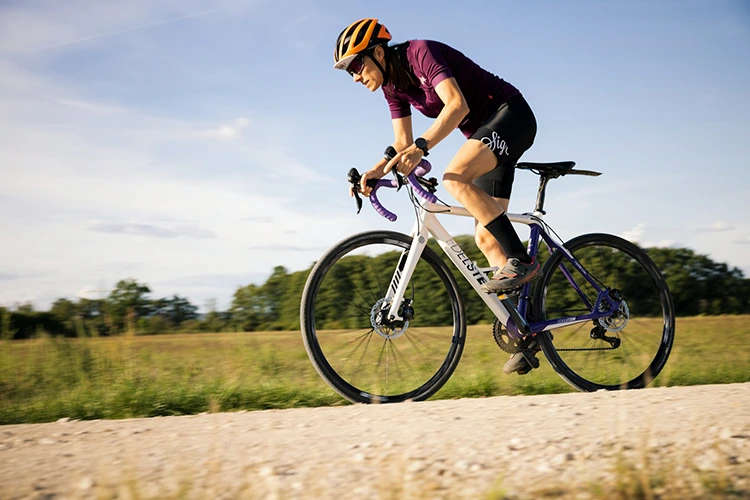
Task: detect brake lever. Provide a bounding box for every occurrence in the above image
[392,169,405,191]
[347,168,364,214]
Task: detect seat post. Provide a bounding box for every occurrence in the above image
[535,176,551,214]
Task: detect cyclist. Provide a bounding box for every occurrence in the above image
[334,18,540,374]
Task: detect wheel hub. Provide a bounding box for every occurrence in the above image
[598,300,629,333]
[371,298,409,339]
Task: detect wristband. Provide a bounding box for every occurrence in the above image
[415,137,429,157]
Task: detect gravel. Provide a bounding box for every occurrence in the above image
[1,383,749,499]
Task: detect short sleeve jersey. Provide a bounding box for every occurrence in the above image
[383,40,520,138]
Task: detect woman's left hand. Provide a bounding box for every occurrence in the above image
[383,145,423,176]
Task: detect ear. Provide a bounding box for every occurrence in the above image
[373,45,386,63]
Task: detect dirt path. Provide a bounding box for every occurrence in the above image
[1,383,749,499]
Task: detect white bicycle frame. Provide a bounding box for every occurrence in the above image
[382,200,548,328]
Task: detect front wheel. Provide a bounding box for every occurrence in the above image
[533,233,675,391]
[300,231,466,403]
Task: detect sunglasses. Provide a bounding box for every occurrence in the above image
[347,54,367,76]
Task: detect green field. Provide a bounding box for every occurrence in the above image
[1,316,749,425]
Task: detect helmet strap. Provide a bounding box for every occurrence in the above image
[370,46,390,86]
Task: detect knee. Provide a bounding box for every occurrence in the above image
[442,173,471,198]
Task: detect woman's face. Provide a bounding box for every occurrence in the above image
[351,46,385,92]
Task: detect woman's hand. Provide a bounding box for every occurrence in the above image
[350,169,381,198]
[383,145,424,177]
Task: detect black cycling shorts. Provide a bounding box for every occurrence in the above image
[471,95,537,199]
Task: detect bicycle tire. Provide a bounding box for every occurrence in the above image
[532,233,675,391]
[300,231,466,403]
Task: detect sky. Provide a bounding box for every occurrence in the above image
[1,0,749,311]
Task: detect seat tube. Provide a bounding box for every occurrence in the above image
[527,224,542,260]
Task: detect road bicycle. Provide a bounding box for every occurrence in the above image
[300,160,675,404]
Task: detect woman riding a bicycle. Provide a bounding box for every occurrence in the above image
[335,18,540,374]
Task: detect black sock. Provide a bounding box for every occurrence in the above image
[484,214,531,264]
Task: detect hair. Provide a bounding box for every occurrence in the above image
[383,42,417,92]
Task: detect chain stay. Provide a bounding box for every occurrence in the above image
[555,346,617,351]
[546,309,621,351]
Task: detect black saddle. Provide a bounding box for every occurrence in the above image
[516,161,600,178]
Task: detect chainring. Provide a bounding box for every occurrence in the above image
[493,319,532,354]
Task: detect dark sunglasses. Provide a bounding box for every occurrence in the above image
[347,54,367,76]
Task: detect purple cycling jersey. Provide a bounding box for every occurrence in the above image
[383,40,520,138]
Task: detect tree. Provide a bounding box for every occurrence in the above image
[646,247,749,315]
[201,298,231,333]
[106,279,152,331]
[152,295,199,326]
[231,267,293,331]
[49,298,78,336]
[231,284,264,331]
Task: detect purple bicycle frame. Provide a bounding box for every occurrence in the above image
[519,224,622,335]
[366,161,623,337]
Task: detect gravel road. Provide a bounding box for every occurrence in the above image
[1,383,749,499]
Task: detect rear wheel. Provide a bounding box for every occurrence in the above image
[300,231,466,403]
[532,233,675,391]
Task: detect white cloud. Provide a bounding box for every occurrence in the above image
[620,223,645,243]
[735,236,750,245]
[87,221,217,239]
[618,224,677,248]
[0,53,354,310]
[641,240,677,249]
[196,118,250,140]
[0,1,249,53]
[696,221,736,233]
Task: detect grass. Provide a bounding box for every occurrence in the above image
[1,315,749,424]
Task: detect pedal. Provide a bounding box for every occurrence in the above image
[516,351,540,375]
[497,287,523,298]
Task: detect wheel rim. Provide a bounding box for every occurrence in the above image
[539,238,672,389]
[307,237,463,401]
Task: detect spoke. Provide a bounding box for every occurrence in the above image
[349,333,377,387]
[388,338,422,387]
[333,330,374,372]
[552,323,588,349]
[620,329,657,353]
[402,329,447,359]
[350,267,380,309]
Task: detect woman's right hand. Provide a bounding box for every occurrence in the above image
[350,169,380,198]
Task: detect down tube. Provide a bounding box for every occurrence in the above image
[424,212,512,327]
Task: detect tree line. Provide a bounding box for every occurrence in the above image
[2,237,748,339]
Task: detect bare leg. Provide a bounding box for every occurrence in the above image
[443,140,516,268]
[442,140,505,225]
[474,197,510,270]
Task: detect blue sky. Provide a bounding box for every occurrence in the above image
[1,0,748,311]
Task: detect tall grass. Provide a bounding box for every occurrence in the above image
[1,316,748,424]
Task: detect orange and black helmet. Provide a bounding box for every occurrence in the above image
[333,18,392,71]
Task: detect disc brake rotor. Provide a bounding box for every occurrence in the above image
[598,300,630,333]
[371,298,408,339]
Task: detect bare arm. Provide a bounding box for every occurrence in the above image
[357,116,414,195]
[385,77,469,175]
